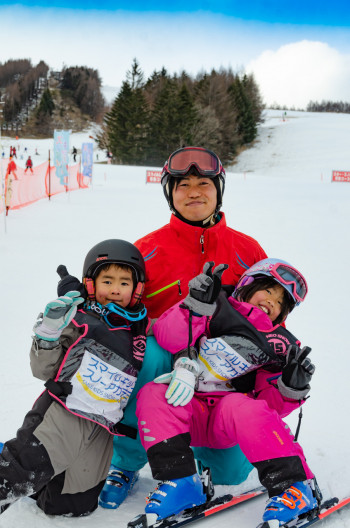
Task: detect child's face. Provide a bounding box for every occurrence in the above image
[247,283,284,322]
[95,264,134,308]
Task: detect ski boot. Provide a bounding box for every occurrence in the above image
[145,473,207,523]
[98,465,139,509]
[261,480,317,527]
[0,443,3,454]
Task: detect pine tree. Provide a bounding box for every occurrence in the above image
[194,69,240,162]
[229,75,257,145]
[36,88,55,117]
[175,83,197,147]
[34,88,55,135]
[147,76,179,165]
[104,60,149,164]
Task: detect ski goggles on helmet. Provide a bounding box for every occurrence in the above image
[241,259,308,305]
[87,301,147,328]
[164,147,224,178]
[270,263,308,304]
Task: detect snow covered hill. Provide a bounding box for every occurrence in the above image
[1,110,350,527]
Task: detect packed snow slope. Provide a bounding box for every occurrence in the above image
[0,109,350,527]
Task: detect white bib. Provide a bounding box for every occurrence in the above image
[197,336,257,392]
[66,349,137,423]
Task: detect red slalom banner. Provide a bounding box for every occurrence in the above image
[332,170,350,182]
[146,170,162,183]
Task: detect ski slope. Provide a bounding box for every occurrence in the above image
[0,109,350,527]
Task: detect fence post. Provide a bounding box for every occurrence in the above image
[48,150,51,200]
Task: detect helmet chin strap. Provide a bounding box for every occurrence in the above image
[129,282,144,307]
[83,277,95,301]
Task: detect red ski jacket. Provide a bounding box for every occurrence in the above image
[134,212,267,318]
[7,159,17,174]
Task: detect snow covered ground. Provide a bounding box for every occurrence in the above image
[0,109,350,527]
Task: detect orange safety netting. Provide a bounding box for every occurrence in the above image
[0,159,90,215]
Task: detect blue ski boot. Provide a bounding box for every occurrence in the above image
[99,465,139,509]
[145,473,207,521]
[262,481,317,527]
[0,443,3,454]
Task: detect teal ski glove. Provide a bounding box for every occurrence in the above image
[34,291,84,341]
[154,357,199,407]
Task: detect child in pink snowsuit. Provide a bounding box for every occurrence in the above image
[136,258,318,527]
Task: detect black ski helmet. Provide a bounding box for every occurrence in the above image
[82,239,145,307]
[161,146,226,215]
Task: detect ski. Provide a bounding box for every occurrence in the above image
[258,494,350,528]
[127,485,266,528]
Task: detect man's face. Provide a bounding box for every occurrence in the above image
[172,175,217,222]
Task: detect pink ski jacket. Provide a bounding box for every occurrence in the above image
[153,293,304,418]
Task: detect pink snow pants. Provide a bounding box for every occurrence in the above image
[136,382,313,480]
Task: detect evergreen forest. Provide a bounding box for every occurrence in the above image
[2,57,349,167]
[99,60,264,166]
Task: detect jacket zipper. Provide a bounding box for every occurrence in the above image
[200,233,205,254]
[177,280,182,295]
[146,279,182,298]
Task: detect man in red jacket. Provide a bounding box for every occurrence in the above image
[100,147,267,509]
[135,196,266,318]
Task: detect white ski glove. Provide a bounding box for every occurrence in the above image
[33,291,84,342]
[154,357,200,407]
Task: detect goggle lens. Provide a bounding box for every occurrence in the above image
[168,148,220,175]
[272,264,308,303]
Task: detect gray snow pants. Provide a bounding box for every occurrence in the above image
[0,391,111,516]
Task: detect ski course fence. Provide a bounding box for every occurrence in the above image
[0,158,89,215]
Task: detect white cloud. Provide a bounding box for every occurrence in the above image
[246,40,350,108]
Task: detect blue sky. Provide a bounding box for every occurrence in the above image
[1,1,350,108]
[6,0,350,25]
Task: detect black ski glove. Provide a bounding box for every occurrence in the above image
[183,261,228,316]
[57,265,87,300]
[277,345,315,400]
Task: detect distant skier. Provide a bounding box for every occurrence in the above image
[0,239,151,517]
[7,156,18,180]
[72,146,77,162]
[136,258,318,528]
[4,155,19,214]
[25,155,33,174]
